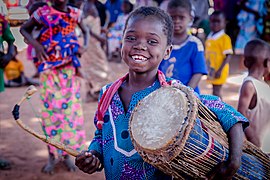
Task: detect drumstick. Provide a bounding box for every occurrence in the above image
[12,85,79,157]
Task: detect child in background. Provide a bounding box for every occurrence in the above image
[159,0,208,94]
[107,0,133,62]
[75,6,248,179]
[205,10,233,98]
[238,39,270,151]
[4,46,39,87]
[20,0,89,174]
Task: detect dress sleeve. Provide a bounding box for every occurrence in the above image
[200,94,249,133]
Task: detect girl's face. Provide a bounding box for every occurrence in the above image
[167,7,192,36]
[210,14,225,33]
[121,16,172,74]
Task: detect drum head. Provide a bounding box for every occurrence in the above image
[130,87,189,150]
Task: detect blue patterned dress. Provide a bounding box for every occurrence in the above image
[89,77,249,179]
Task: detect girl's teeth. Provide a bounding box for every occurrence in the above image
[132,55,147,61]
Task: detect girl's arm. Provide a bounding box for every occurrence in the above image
[20,18,48,62]
[215,54,231,78]
[187,73,203,89]
[207,123,244,180]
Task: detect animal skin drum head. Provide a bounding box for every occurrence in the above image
[130,87,188,150]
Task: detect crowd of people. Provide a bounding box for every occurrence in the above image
[0,0,269,179]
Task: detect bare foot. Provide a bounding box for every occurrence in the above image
[63,155,76,172]
[41,153,56,175]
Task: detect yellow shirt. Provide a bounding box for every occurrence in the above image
[4,59,24,80]
[205,30,233,85]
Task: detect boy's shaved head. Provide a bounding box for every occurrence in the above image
[167,0,192,13]
[244,39,269,69]
[210,10,226,19]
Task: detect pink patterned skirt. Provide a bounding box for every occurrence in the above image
[40,64,85,156]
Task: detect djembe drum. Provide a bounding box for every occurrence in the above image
[129,84,270,179]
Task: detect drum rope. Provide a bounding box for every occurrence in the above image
[186,136,269,171]
[181,147,269,178]
[198,101,270,166]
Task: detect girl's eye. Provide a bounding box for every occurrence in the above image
[148,39,158,45]
[125,36,136,41]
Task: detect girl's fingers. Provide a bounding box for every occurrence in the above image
[75,151,92,167]
[95,158,101,170]
[87,156,98,174]
[75,151,86,164]
[80,152,95,168]
[81,156,93,167]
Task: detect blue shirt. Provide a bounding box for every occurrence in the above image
[89,77,249,179]
[159,35,208,94]
[105,0,123,24]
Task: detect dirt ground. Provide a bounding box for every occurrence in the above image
[0,28,269,179]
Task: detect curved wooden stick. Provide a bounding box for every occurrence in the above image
[12,85,79,157]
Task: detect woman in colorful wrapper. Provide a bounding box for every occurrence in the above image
[20,0,89,174]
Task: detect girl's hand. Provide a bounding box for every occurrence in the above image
[75,150,101,174]
[35,43,49,62]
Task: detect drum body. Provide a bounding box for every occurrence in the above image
[129,86,270,179]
